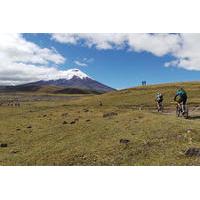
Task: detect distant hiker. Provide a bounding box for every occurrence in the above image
[155,92,163,112]
[174,87,187,113]
[142,81,147,86]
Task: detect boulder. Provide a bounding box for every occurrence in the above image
[0,143,8,148]
[120,139,130,144]
[185,148,200,156]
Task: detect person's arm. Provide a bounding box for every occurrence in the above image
[174,94,178,101]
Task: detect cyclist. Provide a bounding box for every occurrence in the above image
[155,92,163,112]
[174,87,187,114]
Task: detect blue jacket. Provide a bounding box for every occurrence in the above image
[174,89,187,100]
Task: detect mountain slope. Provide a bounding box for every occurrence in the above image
[22,69,115,93]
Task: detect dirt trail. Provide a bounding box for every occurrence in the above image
[156,106,200,120]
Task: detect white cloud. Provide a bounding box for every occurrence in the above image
[52,33,200,71]
[74,57,94,67]
[83,57,94,63]
[166,34,200,70]
[74,60,87,67]
[0,33,70,85]
[0,33,65,64]
[51,33,79,45]
[52,33,181,53]
[126,33,181,56]
[52,33,127,50]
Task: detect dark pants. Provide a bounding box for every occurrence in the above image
[177,95,187,112]
[177,95,187,105]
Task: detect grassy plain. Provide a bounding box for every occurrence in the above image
[0,82,200,165]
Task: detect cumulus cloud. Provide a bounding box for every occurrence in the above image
[0,33,69,85]
[52,33,127,50]
[126,33,181,56]
[52,33,200,71]
[52,33,181,53]
[166,34,200,70]
[0,33,65,65]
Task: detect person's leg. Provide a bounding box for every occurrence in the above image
[157,101,159,111]
[158,100,162,111]
[160,100,163,111]
[182,97,187,113]
[177,98,182,112]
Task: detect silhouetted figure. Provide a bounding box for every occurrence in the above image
[142,81,147,86]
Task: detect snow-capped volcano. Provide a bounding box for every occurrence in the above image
[60,68,91,80]
[17,68,115,93]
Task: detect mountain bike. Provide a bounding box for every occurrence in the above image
[176,102,188,118]
[157,101,163,112]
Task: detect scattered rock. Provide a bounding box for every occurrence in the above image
[83,109,89,112]
[63,121,68,124]
[103,112,118,118]
[139,107,143,111]
[185,148,200,157]
[99,101,103,106]
[43,114,47,117]
[27,125,32,129]
[187,129,192,134]
[61,113,68,117]
[0,143,8,148]
[74,118,79,122]
[120,139,130,144]
[10,150,19,154]
[138,116,143,119]
[86,119,91,122]
[16,128,21,131]
[70,121,76,124]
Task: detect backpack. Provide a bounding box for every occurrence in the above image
[176,89,186,97]
[156,94,163,101]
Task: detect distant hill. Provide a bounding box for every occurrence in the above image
[0,85,102,95]
[71,81,200,107]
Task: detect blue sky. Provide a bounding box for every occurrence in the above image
[1,33,200,88]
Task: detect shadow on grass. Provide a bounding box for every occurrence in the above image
[188,115,200,120]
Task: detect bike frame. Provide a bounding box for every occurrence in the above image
[157,101,163,112]
[176,102,188,118]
